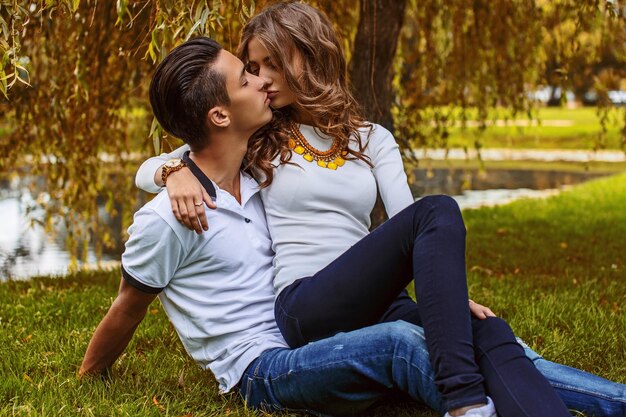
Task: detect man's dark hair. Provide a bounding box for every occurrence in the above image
[149,37,230,150]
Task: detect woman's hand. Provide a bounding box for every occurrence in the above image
[469,299,496,319]
[165,167,217,234]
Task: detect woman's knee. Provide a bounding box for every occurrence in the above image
[412,195,465,233]
[416,195,461,214]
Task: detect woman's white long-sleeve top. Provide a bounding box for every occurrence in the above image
[135,123,414,295]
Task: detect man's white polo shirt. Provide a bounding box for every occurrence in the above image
[121,152,287,393]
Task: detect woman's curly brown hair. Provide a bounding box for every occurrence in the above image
[238,1,373,187]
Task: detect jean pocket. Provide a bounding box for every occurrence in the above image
[274,298,307,348]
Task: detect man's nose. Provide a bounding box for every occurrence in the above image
[253,73,269,91]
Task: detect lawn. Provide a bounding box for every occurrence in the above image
[1,173,625,416]
[461,173,626,381]
[445,106,626,150]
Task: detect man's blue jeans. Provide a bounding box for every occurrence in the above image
[240,321,626,416]
[519,339,626,417]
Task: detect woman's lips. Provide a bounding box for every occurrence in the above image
[267,91,278,99]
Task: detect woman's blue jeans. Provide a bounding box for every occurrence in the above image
[275,196,569,414]
[240,321,626,417]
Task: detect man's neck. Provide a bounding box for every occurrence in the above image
[189,133,248,204]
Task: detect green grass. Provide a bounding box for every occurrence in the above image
[2,174,626,416]
[0,270,432,416]
[446,107,626,150]
[0,271,259,417]
[461,173,626,382]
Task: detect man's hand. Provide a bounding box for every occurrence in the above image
[79,279,157,378]
[165,167,217,234]
[469,299,496,319]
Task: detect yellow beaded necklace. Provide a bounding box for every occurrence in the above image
[287,123,347,170]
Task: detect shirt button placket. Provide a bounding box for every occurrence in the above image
[244,217,261,247]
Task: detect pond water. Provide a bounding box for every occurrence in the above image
[0,197,119,279]
[410,167,613,210]
[0,166,618,280]
[0,175,124,280]
[409,166,610,200]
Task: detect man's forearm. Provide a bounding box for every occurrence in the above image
[79,300,147,376]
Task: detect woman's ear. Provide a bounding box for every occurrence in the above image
[207,106,231,128]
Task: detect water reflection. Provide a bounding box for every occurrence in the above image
[410,167,610,196]
[411,167,612,211]
[0,167,618,280]
[452,188,562,210]
[0,196,118,280]
[0,177,123,280]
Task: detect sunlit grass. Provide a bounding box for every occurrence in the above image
[462,173,626,383]
[446,106,625,150]
[1,173,625,416]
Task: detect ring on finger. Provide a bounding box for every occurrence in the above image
[194,201,203,206]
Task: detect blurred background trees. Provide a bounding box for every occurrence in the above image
[1,0,625,260]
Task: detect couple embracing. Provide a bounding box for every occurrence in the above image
[80,3,625,416]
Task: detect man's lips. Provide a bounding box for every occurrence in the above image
[264,93,271,105]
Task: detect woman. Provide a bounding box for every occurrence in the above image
[136,3,623,417]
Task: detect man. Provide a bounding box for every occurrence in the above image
[80,37,625,417]
[79,36,450,415]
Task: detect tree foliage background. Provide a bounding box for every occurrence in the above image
[1,0,625,260]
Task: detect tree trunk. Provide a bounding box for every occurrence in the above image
[349,0,407,228]
[349,0,407,131]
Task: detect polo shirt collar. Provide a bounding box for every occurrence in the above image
[182,151,217,201]
[181,151,260,207]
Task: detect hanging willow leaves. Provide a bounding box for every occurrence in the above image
[0,0,624,261]
[392,0,625,157]
[0,1,255,263]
